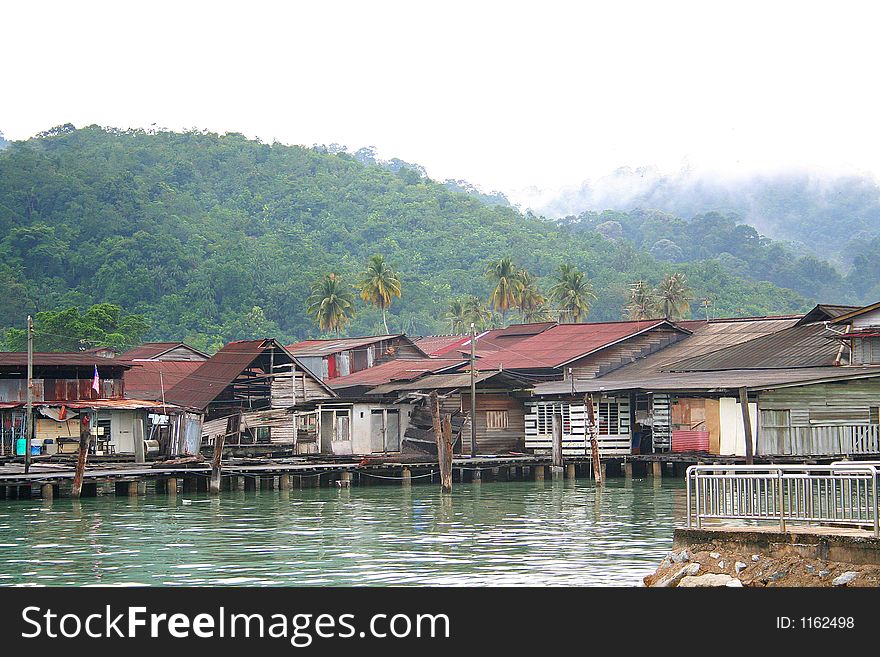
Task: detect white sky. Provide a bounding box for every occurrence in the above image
[3,1,880,194]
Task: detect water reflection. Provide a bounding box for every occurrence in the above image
[0,479,685,587]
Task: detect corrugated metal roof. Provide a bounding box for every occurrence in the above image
[164,339,332,410]
[367,370,530,394]
[123,361,204,401]
[413,335,471,356]
[120,342,209,361]
[0,353,132,368]
[535,366,880,395]
[665,323,842,371]
[795,304,861,326]
[597,316,800,379]
[473,320,683,371]
[327,358,465,389]
[829,301,880,325]
[286,334,419,357]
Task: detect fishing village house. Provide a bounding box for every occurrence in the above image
[162,339,334,455]
[0,352,192,460]
[286,334,426,381]
[527,303,880,459]
[320,357,466,454]
[468,319,693,457]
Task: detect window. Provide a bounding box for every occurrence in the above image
[486,410,509,431]
[596,401,619,435]
[535,402,571,435]
[760,409,791,453]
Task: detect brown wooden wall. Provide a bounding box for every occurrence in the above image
[462,393,526,454]
[0,378,124,402]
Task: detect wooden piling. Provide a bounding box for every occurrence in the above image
[586,393,604,486]
[401,468,412,487]
[566,463,576,479]
[278,474,292,491]
[551,414,564,480]
[624,461,633,480]
[738,387,755,465]
[71,415,91,499]
[338,471,353,488]
[430,391,453,494]
[534,465,545,481]
[209,434,225,495]
[40,483,53,500]
[651,461,663,478]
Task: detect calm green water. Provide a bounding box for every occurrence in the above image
[0,479,685,586]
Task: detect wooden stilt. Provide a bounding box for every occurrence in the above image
[586,393,604,486]
[566,463,576,479]
[534,465,545,481]
[402,468,412,487]
[209,434,225,495]
[40,483,53,500]
[278,474,291,490]
[429,391,453,494]
[624,461,633,480]
[651,461,663,478]
[71,415,91,499]
[338,472,353,488]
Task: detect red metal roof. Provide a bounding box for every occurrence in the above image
[123,361,204,401]
[327,358,465,389]
[413,335,471,356]
[0,353,131,368]
[474,320,680,371]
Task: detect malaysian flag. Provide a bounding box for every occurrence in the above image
[92,365,100,395]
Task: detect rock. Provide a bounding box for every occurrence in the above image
[819,569,831,578]
[735,562,747,574]
[832,571,859,587]
[718,561,725,569]
[653,563,701,587]
[670,550,690,563]
[751,555,760,562]
[768,571,788,582]
[709,552,721,559]
[805,565,816,574]
[726,579,744,587]
[679,573,735,587]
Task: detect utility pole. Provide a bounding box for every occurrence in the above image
[24,315,33,474]
[470,322,477,458]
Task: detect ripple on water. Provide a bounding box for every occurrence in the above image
[0,480,683,586]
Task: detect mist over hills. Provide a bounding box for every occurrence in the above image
[515,165,880,268]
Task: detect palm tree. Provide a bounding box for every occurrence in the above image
[444,298,468,333]
[516,269,549,323]
[624,280,657,321]
[655,272,692,320]
[548,264,596,323]
[356,254,401,334]
[306,272,355,335]
[463,296,492,330]
[486,258,523,327]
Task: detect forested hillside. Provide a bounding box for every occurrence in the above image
[0,125,818,351]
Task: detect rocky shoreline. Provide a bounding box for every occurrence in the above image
[645,546,880,587]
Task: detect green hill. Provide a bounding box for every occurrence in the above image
[0,125,812,351]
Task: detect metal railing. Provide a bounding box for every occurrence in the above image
[686,464,880,537]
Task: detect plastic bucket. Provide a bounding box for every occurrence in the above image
[15,438,26,456]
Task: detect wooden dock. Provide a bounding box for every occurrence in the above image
[0,451,874,499]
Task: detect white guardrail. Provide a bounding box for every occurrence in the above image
[686,463,880,537]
